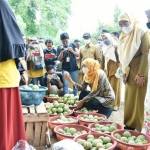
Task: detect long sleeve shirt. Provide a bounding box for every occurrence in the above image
[75,70,115,108]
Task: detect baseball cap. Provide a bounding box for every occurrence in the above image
[83,33,91,38]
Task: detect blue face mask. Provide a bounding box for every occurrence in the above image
[104,39,111,46]
[146,22,150,29]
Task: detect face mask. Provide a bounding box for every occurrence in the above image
[122,25,133,34]
[146,22,150,29]
[104,39,111,46]
[84,39,90,45]
[82,67,89,74]
[32,44,38,48]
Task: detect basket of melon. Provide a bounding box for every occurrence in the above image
[45,94,60,103]
[73,133,117,150]
[54,124,90,141]
[77,113,106,127]
[45,101,73,117]
[58,94,79,109]
[88,121,124,135]
[74,107,98,116]
[49,115,78,132]
[111,130,150,150]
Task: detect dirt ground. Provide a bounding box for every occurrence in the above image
[49,84,125,148]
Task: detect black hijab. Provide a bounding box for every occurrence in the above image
[0,0,25,62]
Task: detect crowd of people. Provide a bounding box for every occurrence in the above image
[0,0,150,149]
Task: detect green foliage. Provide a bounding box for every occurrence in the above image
[8,0,72,40]
[92,6,122,43]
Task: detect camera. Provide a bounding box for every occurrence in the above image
[51,74,57,79]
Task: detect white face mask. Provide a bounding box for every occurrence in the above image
[82,67,89,74]
[84,39,90,45]
[32,44,38,48]
[122,25,133,34]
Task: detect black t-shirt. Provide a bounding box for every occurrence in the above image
[44,73,63,89]
[43,48,57,67]
[57,43,78,72]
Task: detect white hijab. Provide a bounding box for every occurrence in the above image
[102,33,117,70]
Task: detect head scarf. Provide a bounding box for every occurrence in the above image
[0,0,25,62]
[82,58,101,92]
[118,12,145,73]
[102,33,117,70]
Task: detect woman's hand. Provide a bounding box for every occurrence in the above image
[134,74,145,86]
[77,99,85,109]
[64,72,72,82]
[122,73,127,84]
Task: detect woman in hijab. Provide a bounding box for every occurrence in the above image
[0,0,26,149]
[65,58,115,118]
[118,12,150,131]
[142,10,150,136]
[101,33,121,111]
[27,36,46,86]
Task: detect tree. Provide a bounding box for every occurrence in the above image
[8,0,72,40]
[92,6,122,43]
[37,0,72,39]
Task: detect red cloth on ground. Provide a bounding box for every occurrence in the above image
[0,87,26,150]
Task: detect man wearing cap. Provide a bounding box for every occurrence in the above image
[79,33,101,84]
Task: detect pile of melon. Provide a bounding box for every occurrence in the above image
[77,134,114,150]
[91,123,118,133]
[114,131,148,145]
[58,127,88,137]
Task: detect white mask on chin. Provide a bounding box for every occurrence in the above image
[122,25,133,34]
[84,39,90,45]
[82,67,89,74]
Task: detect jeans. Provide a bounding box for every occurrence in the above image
[32,76,44,86]
[79,91,113,118]
[62,70,78,96]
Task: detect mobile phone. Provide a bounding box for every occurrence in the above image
[45,54,52,58]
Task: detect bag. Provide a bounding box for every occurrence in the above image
[32,56,45,70]
[12,140,35,150]
[51,139,84,150]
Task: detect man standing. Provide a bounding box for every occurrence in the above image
[43,39,57,67]
[57,33,79,96]
[79,33,101,84]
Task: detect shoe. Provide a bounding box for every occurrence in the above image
[113,107,119,111]
[124,126,135,130]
